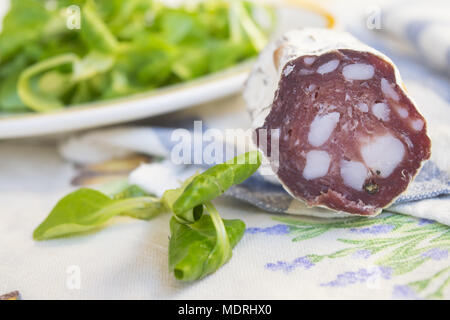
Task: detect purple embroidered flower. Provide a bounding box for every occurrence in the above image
[392,285,422,300]
[246,224,290,235]
[418,218,434,226]
[321,266,392,287]
[350,224,395,234]
[351,249,372,259]
[421,248,448,261]
[265,256,314,273]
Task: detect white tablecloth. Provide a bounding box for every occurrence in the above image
[1,0,449,299]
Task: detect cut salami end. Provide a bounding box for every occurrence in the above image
[245,28,431,216]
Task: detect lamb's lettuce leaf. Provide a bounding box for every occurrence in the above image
[33,187,164,240]
[34,152,261,282]
[0,0,275,113]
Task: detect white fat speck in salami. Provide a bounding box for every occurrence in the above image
[303,150,331,180]
[306,84,316,92]
[308,112,340,147]
[245,28,431,216]
[372,102,390,121]
[361,135,405,178]
[299,69,314,75]
[397,107,409,118]
[317,59,339,74]
[340,160,368,191]
[381,78,400,101]
[411,119,424,131]
[342,63,374,80]
[283,65,294,76]
[304,57,316,65]
[356,102,369,112]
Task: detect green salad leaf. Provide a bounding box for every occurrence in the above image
[161,174,204,224]
[17,53,78,112]
[172,151,261,216]
[33,187,164,240]
[0,0,51,61]
[80,1,119,53]
[33,151,261,281]
[0,0,274,113]
[169,207,245,282]
[112,184,166,220]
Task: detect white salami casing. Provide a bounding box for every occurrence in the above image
[244,28,431,216]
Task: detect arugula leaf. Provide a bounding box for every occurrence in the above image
[33,188,165,240]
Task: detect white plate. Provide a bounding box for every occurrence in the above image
[0,1,335,139]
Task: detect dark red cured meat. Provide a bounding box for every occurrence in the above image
[257,49,431,215]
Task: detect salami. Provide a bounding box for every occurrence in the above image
[244,28,431,215]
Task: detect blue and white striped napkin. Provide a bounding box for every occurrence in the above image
[382,0,450,76]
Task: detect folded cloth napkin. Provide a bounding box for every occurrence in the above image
[381,0,450,75]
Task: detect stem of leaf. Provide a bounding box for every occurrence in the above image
[99,196,166,219]
[231,0,267,51]
[18,53,79,112]
[204,201,231,266]
[229,1,243,44]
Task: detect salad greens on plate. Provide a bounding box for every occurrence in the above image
[34,151,262,282]
[0,0,274,113]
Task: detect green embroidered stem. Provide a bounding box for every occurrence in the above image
[275,213,450,299]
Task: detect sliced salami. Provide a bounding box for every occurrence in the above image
[244,28,431,215]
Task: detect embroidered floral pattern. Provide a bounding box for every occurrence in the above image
[321,267,392,287]
[265,256,315,273]
[259,213,450,299]
[246,224,290,235]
